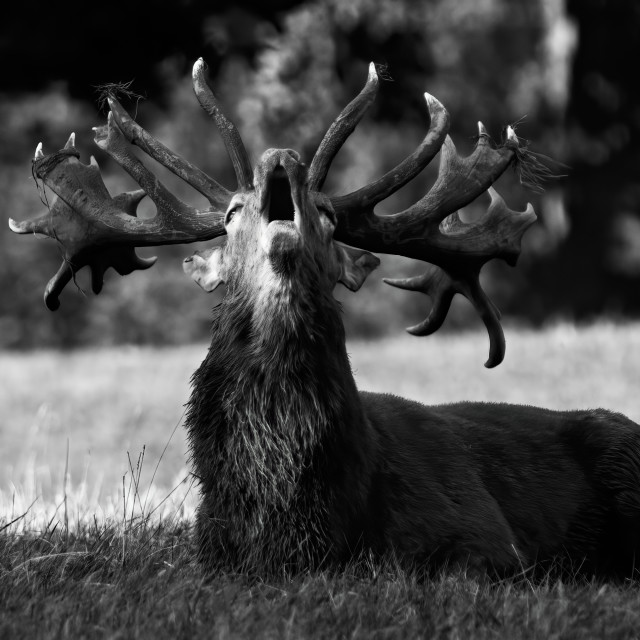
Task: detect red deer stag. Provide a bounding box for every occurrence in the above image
[10,60,640,578]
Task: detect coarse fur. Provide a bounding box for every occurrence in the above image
[185,148,640,578]
[188,271,375,572]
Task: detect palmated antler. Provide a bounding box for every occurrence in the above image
[311,72,536,367]
[9,59,245,310]
[10,60,536,366]
[378,187,535,368]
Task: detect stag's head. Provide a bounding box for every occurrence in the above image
[183,146,378,298]
[10,58,536,367]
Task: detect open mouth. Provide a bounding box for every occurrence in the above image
[266,167,296,224]
[259,164,303,266]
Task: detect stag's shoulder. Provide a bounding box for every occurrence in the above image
[358,390,562,431]
[358,390,485,449]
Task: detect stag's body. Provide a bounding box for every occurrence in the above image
[13,59,640,579]
[187,269,640,576]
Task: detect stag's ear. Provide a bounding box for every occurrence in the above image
[183,245,226,292]
[334,241,380,291]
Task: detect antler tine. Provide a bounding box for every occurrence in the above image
[386,186,534,367]
[384,265,506,368]
[333,122,519,235]
[108,97,232,210]
[192,58,253,191]
[402,128,518,228]
[308,63,380,191]
[331,92,450,211]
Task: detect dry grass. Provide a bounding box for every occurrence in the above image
[0,345,199,517]
[1,321,639,638]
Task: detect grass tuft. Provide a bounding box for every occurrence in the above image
[2,523,640,638]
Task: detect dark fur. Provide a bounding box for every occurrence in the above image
[362,396,640,577]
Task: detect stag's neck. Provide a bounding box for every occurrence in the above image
[241,269,338,346]
[188,275,370,494]
[216,276,360,421]
[187,276,373,568]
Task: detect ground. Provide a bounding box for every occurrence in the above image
[1,322,639,638]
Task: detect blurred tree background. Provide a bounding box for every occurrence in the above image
[0,0,638,348]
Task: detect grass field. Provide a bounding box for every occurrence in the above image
[1,322,639,638]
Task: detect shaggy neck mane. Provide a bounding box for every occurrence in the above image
[186,269,372,571]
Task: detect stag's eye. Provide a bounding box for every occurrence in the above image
[317,205,337,226]
[225,204,243,225]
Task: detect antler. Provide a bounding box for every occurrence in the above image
[9,59,247,309]
[9,59,536,366]
[314,70,536,367]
